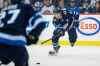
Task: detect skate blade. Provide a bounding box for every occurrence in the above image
[48,51,58,56]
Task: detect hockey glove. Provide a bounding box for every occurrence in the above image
[26,35,39,45]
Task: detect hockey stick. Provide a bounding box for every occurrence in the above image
[41,38,52,44]
[41,23,69,45]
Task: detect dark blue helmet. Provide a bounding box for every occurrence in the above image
[11,0,24,4]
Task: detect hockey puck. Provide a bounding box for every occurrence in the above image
[36,62,40,64]
[49,51,55,55]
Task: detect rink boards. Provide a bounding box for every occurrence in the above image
[39,14,100,46]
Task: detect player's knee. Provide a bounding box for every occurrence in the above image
[53,28,65,37]
[52,36,59,43]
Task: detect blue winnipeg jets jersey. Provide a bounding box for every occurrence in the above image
[0,4,36,46]
[0,4,35,35]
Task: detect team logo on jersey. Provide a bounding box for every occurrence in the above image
[78,17,100,36]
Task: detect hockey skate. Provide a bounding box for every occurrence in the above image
[49,45,60,56]
[70,42,75,47]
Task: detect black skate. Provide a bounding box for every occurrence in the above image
[49,45,60,56]
[70,43,75,47]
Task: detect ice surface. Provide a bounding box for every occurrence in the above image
[1,45,100,66]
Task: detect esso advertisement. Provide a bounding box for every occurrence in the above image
[78,17,100,36]
[77,14,100,40]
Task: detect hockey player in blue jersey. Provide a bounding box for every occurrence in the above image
[49,0,80,55]
[0,0,46,66]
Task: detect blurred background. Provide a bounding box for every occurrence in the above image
[28,0,100,14]
[0,0,100,14]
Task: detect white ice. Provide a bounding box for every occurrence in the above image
[2,45,100,66]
